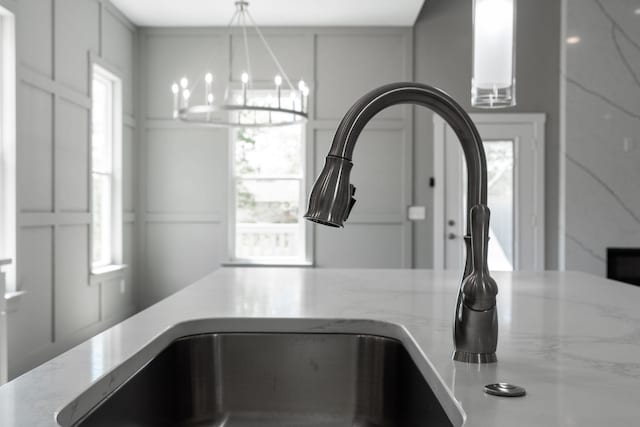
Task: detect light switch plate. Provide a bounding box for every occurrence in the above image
[408,206,426,221]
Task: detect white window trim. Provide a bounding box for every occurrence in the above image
[227,104,310,266]
[90,61,125,278]
[0,7,16,295]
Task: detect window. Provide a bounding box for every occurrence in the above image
[91,64,123,273]
[484,140,514,271]
[230,94,307,263]
[0,6,15,293]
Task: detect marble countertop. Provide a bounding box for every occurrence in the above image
[1,268,639,426]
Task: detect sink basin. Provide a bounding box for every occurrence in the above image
[65,333,456,426]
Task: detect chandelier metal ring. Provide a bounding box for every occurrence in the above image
[177,104,308,128]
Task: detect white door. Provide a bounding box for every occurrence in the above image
[0,267,6,384]
[433,114,545,271]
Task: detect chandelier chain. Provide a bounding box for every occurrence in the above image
[240,9,253,86]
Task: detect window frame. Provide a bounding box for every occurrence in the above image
[0,6,16,295]
[90,62,124,276]
[227,93,310,265]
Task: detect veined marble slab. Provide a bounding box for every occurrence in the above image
[0,268,639,426]
[564,0,640,274]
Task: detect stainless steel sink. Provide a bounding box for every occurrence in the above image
[67,333,455,426]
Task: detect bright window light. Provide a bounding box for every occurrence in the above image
[230,92,307,261]
[91,64,123,271]
[0,6,16,292]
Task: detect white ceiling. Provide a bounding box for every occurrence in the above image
[109,0,425,27]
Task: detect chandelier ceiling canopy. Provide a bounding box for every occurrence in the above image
[171,1,309,127]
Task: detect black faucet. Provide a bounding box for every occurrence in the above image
[305,82,499,363]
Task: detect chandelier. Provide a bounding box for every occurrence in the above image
[171,1,309,127]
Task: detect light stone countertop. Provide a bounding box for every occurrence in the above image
[1,268,639,426]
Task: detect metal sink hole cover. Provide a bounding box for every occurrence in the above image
[484,383,526,397]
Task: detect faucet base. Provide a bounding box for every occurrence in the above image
[452,351,497,364]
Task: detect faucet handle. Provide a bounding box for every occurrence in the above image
[470,204,491,274]
[454,205,499,362]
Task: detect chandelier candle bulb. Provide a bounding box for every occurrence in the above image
[171,83,179,118]
[180,77,188,89]
[206,93,214,121]
[274,75,282,108]
[205,73,213,104]
[265,94,274,123]
[302,86,309,113]
[182,89,191,109]
[298,80,306,112]
[241,72,249,105]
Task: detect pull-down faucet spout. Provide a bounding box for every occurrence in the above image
[305,82,499,363]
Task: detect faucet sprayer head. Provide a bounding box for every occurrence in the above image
[304,155,356,227]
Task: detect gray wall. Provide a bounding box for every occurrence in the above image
[562,0,640,275]
[138,27,414,307]
[412,0,562,269]
[3,0,567,375]
[5,0,138,378]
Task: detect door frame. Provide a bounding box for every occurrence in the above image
[433,113,546,271]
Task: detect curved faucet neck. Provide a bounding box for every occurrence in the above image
[328,82,488,211]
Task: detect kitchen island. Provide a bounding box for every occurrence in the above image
[0,268,638,426]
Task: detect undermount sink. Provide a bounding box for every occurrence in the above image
[61,332,458,427]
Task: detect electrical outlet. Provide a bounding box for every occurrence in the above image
[408,206,426,221]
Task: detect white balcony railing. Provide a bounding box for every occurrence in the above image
[236,223,301,259]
